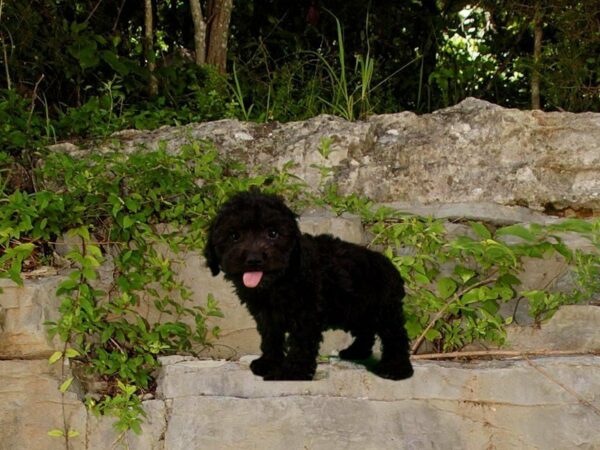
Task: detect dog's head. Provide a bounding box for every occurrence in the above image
[204,190,300,289]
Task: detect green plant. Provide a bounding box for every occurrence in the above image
[4,131,599,442]
[229,62,254,121]
[1,139,306,437]
[322,192,600,353]
[307,11,375,121]
[0,89,52,155]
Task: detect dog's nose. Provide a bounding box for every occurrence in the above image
[245,252,264,268]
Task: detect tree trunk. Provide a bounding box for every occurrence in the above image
[206,0,233,74]
[189,0,207,65]
[531,1,543,110]
[144,0,158,96]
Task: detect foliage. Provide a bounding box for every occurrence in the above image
[306,11,375,121]
[321,192,600,353]
[0,89,54,154]
[0,139,304,436]
[2,137,599,435]
[1,1,596,151]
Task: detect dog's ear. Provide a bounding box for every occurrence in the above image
[204,224,220,276]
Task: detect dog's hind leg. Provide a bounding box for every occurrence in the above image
[339,332,375,360]
[372,307,414,380]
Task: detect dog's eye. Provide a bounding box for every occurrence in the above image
[229,232,240,242]
[267,229,279,239]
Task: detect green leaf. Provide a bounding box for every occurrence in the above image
[82,267,98,281]
[413,273,431,285]
[496,224,536,242]
[59,377,74,393]
[481,299,500,315]
[404,319,422,339]
[101,326,114,343]
[101,50,131,76]
[12,242,35,256]
[551,240,573,260]
[66,226,90,241]
[123,216,135,229]
[65,348,80,358]
[437,277,457,299]
[67,430,80,438]
[87,245,103,260]
[48,429,64,437]
[550,219,593,234]
[48,351,63,365]
[497,273,521,286]
[424,328,441,341]
[470,222,491,239]
[454,265,476,283]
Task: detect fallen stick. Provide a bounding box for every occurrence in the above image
[411,349,600,360]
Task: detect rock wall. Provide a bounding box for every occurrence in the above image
[4,99,600,449]
[60,97,600,213]
[2,352,600,449]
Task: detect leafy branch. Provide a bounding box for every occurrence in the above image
[411,270,499,354]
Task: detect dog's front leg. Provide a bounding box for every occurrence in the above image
[264,322,321,381]
[250,310,286,377]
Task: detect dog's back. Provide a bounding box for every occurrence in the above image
[301,233,405,330]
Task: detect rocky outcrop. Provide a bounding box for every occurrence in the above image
[3,355,599,449]
[59,97,600,214]
[4,99,599,449]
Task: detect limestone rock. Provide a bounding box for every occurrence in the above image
[53,98,600,213]
[506,305,600,352]
[299,208,364,244]
[0,360,87,450]
[0,277,63,358]
[86,400,166,450]
[158,356,600,450]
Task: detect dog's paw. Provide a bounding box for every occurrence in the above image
[372,360,414,380]
[250,356,282,377]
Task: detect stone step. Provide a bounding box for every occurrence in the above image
[2,356,599,449]
[155,356,600,449]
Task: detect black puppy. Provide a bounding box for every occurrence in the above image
[204,191,413,380]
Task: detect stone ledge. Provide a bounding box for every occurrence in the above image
[158,356,600,450]
[2,356,599,449]
[156,356,600,405]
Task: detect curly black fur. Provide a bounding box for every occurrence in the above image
[204,191,413,381]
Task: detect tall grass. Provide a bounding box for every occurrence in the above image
[232,11,419,122]
[306,10,375,121]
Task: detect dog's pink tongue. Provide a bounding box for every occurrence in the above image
[243,271,263,288]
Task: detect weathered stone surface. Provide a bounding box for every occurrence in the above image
[298,209,364,244]
[384,201,562,225]
[4,356,600,449]
[86,400,166,450]
[0,277,63,358]
[0,360,87,450]
[506,305,600,352]
[159,356,600,450]
[55,98,600,213]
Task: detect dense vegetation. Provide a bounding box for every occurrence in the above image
[1,0,599,441]
[1,0,598,154]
